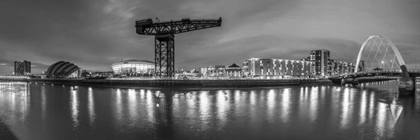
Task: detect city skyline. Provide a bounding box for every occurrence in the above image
[1,0,420,75]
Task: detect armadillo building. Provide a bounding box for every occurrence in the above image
[46,61,81,78]
[111,59,154,76]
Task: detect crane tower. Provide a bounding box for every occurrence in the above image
[135,17,222,77]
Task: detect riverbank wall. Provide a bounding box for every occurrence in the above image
[0,78,332,87]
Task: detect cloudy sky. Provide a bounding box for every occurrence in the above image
[1,0,420,74]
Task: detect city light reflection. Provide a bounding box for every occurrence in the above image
[309,87,318,122]
[199,91,210,119]
[281,88,291,123]
[146,90,155,123]
[0,81,416,139]
[369,92,375,120]
[217,90,229,128]
[41,86,46,120]
[250,90,256,105]
[114,88,122,125]
[267,89,276,122]
[199,91,211,130]
[140,89,145,99]
[376,102,388,139]
[340,87,351,129]
[359,90,367,125]
[70,87,79,129]
[88,87,95,126]
[0,82,30,124]
[128,89,138,125]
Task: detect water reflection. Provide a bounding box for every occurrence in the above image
[127,89,138,126]
[88,87,95,126]
[41,86,46,120]
[281,88,291,123]
[0,82,29,127]
[217,90,229,128]
[360,90,367,125]
[0,81,419,139]
[70,86,79,129]
[309,87,318,122]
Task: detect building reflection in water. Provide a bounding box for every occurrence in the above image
[340,87,351,129]
[217,90,229,128]
[281,88,291,123]
[198,91,211,130]
[267,89,276,122]
[309,87,318,123]
[41,86,46,120]
[88,87,95,126]
[359,90,367,125]
[249,90,257,124]
[369,91,375,120]
[199,91,210,121]
[1,80,417,139]
[70,86,79,129]
[128,89,139,126]
[0,82,30,129]
[114,88,123,126]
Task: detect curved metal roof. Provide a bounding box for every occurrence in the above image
[112,59,154,66]
[123,59,154,63]
[46,61,80,77]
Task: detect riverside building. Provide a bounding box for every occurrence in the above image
[307,49,330,76]
[111,59,154,77]
[14,60,31,76]
[242,58,314,79]
[329,59,355,76]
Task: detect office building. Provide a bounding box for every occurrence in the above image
[14,60,31,76]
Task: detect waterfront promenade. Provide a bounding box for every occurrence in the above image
[0,77,332,87]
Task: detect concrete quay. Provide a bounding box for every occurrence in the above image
[0,78,332,87]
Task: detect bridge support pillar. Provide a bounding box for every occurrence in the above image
[398,77,416,96]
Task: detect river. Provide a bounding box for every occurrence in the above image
[0,81,419,140]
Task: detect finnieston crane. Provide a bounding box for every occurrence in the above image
[135,17,222,77]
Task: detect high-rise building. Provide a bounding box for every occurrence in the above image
[308,49,330,76]
[14,60,31,76]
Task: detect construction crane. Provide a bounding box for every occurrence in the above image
[135,17,222,77]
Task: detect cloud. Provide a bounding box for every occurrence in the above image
[0,0,420,75]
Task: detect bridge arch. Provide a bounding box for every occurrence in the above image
[355,35,406,73]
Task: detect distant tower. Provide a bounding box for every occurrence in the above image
[14,60,31,76]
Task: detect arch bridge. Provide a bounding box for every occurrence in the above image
[331,35,419,95]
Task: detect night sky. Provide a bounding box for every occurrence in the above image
[1,0,420,75]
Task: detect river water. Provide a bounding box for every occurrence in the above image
[0,81,419,140]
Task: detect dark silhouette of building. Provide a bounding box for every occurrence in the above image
[14,60,31,76]
[46,61,80,78]
[226,63,242,77]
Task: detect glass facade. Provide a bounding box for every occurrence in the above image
[111,60,154,75]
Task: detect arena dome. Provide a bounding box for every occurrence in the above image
[111,59,154,76]
[46,61,80,78]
